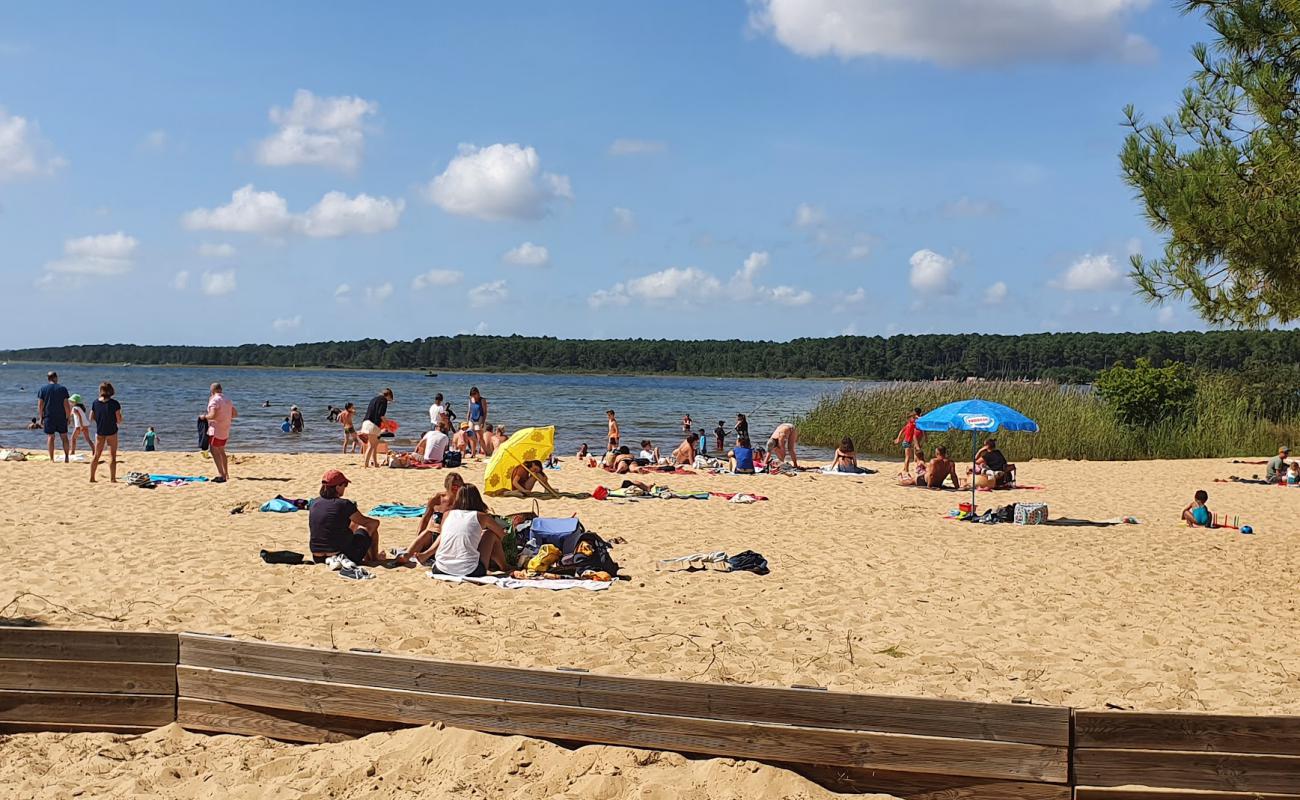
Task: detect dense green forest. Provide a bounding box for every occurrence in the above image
[4,330,1300,380]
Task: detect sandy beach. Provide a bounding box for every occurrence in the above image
[2,450,1297,796]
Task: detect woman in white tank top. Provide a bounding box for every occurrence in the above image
[430,485,506,577]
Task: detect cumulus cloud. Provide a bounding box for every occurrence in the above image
[608,138,667,156]
[44,232,138,277]
[833,286,866,312]
[768,285,814,306]
[364,282,393,303]
[425,143,572,221]
[0,107,66,181]
[748,0,1153,66]
[468,279,509,307]
[502,241,550,267]
[984,281,1009,304]
[272,314,302,331]
[334,283,352,298]
[197,242,236,258]
[590,252,813,309]
[171,270,190,291]
[183,185,403,237]
[909,249,956,294]
[411,269,463,290]
[792,203,825,229]
[201,269,237,296]
[1055,253,1125,291]
[846,242,872,261]
[256,89,377,171]
[611,206,636,233]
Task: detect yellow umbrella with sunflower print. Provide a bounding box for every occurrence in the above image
[482,426,556,496]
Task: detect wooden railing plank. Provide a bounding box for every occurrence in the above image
[792,764,1072,800]
[0,629,177,664]
[1076,787,1300,800]
[177,666,1068,783]
[176,698,407,744]
[0,721,153,736]
[1074,747,1300,795]
[0,658,175,695]
[179,634,1069,746]
[1075,710,1300,755]
[0,689,175,727]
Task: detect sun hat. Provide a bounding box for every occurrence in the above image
[321,469,350,487]
[70,394,82,404]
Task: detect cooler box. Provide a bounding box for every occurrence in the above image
[1013,503,1048,525]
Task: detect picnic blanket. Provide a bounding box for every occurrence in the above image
[429,573,610,591]
[368,503,426,518]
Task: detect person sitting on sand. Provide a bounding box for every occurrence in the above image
[510,459,557,494]
[426,485,508,578]
[896,447,928,486]
[485,425,508,456]
[832,436,866,474]
[923,446,961,490]
[1266,446,1291,483]
[765,422,800,469]
[1181,489,1215,528]
[397,472,466,565]
[972,438,1016,488]
[637,439,660,465]
[452,421,473,453]
[609,445,636,474]
[1289,461,1300,486]
[575,443,589,461]
[727,436,756,474]
[672,433,698,466]
[308,470,381,564]
[414,423,450,464]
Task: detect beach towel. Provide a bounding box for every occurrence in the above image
[657,552,729,571]
[429,573,610,591]
[709,492,769,501]
[149,474,209,483]
[1230,460,1269,465]
[368,503,426,518]
[197,417,209,451]
[260,497,300,513]
[818,466,876,475]
[0,449,26,461]
[977,484,1045,492]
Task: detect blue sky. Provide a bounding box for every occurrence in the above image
[0,1,1213,347]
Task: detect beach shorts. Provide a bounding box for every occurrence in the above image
[344,426,355,435]
[43,418,68,435]
[210,437,228,448]
[430,561,487,579]
[901,441,911,450]
[360,420,380,437]
[472,422,485,432]
[342,532,372,563]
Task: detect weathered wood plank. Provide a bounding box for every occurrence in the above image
[176,698,408,744]
[1076,710,1300,755]
[0,721,153,736]
[0,689,175,727]
[792,764,1072,800]
[0,658,175,695]
[1074,748,1300,795]
[0,629,177,664]
[177,666,1068,782]
[179,634,1069,746]
[1076,787,1300,800]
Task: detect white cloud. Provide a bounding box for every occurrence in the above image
[140,129,168,151]
[1056,253,1125,291]
[846,242,871,261]
[364,282,393,303]
[468,279,509,307]
[256,89,377,171]
[297,191,404,238]
[171,270,190,290]
[334,283,352,298]
[792,203,825,229]
[833,286,866,312]
[411,269,463,290]
[588,287,631,309]
[909,249,956,294]
[201,269,237,296]
[944,196,1002,218]
[0,107,65,181]
[984,281,1009,304]
[183,185,294,234]
[749,0,1153,66]
[425,143,572,221]
[590,253,813,309]
[502,241,550,267]
[197,242,236,258]
[44,232,138,277]
[272,314,302,331]
[183,185,403,237]
[769,285,814,306]
[608,138,667,156]
[611,206,636,232]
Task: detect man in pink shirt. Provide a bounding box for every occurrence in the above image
[201,382,237,483]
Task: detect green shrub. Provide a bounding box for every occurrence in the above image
[1094,358,1196,428]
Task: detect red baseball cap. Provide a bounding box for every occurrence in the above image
[322,469,350,487]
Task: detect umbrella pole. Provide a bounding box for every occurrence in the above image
[971,430,978,514]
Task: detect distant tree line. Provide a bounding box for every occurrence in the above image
[5,331,1300,380]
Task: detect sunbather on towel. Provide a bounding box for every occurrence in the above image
[308,470,382,565]
[610,446,636,474]
[922,446,961,490]
[831,436,868,474]
[672,433,699,466]
[397,472,466,565]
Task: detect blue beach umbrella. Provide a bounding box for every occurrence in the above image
[914,399,1040,513]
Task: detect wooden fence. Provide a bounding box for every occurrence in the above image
[2,628,1297,799]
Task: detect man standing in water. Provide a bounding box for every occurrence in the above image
[201,382,237,483]
[36,371,72,463]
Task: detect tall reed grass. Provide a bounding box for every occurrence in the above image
[797,381,1300,461]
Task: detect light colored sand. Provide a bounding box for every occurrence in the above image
[1,451,1296,795]
[0,723,864,799]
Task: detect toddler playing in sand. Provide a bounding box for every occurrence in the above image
[1181,489,1214,528]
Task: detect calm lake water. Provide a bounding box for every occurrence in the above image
[0,363,864,458]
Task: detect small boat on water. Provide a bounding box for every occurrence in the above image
[424,371,438,377]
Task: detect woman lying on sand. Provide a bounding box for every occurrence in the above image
[308,470,382,564]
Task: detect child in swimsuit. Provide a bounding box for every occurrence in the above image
[1181,489,1214,527]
